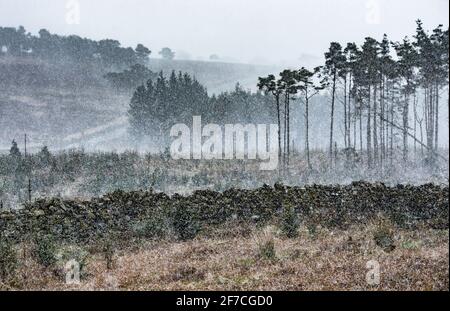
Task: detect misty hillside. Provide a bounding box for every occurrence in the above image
[0,40,277,153]
[0,55,277,93]
[0,55,333,153]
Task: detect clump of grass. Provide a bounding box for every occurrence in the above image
[259,239,276,260]
[373,218,396,252]
[280,205,299,238]
[290,248,305,260]
[237,258,256,273]
[103,238,115,270]
[32,234,57,268]
[400,240,419,250]
[169,266,205,282]
[172,204,200,241]
[307,223,318,239]
[0,239,17,281]
[255,227,277,261]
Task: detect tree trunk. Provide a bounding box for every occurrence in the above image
[367,85,372,168]
[287,94,290,166]
[373,84,378,166]
[413,92,417,156]
[353,113,357,150]
[426,86,434,160]
[403,92,409,162]
[343,76,348,149]
[284,94,287,170]
[419,119,424,156]
[383,82,390,160]
[329,73,337,164]
[380,78,385,167]
[276,96,281,170]
[359,100,363,154]
[390,102,394,167]
[434,83,439,151]
[306,95,311,170]
[424,89,429,157]
[348,74,353,148]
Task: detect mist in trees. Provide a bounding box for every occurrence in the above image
[257,20,448,173]
[0,20,448,182]
[123,20,448,174]
[128,71,276,148]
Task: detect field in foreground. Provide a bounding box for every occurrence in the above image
[0,183,448,291]
[3,223,449,291]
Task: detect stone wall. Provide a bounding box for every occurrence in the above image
[0,182,448,243]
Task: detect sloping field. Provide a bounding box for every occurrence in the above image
[0,56,277,151]
[0,183,448,291]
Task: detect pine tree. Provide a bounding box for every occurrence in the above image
[9,140,21,158]
[296,67,327,170]
[279,69,299,168]
[258,75,283,166]
[323,42,346,164]
[360,37,380,168]
[135,44,151,63]
[393,37,417,162]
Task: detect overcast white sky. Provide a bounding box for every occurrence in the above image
[0,0,448,64]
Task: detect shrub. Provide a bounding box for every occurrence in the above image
[307,223,318,239]
[280,205,299,238]
[0,239,17,281]
[373,218,396,252]
[132,214,168,239]
[33,235,57,268]
[172,203,200,241]
[258,239,276,261]
[256,227,277,261]
[103,239,115,270]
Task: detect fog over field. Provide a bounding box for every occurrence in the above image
[0,0,449,152]
[0,0,448,293]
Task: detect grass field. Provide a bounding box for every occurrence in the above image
[2,221,448,291]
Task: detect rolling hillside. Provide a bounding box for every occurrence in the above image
[0,56,278,153]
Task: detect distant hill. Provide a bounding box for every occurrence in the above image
[0,26,281,152]
[0,55,277,93]
[0,55,279,152]
[0,26,278,93]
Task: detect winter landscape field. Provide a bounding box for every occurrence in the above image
[0,0,449,292]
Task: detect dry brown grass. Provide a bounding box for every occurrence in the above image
[1,223,448,291]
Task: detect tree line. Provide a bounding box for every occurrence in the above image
[127,20,448,171]
[0,26,176,69]
[128,71,276,146]
[258,20,448,170]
